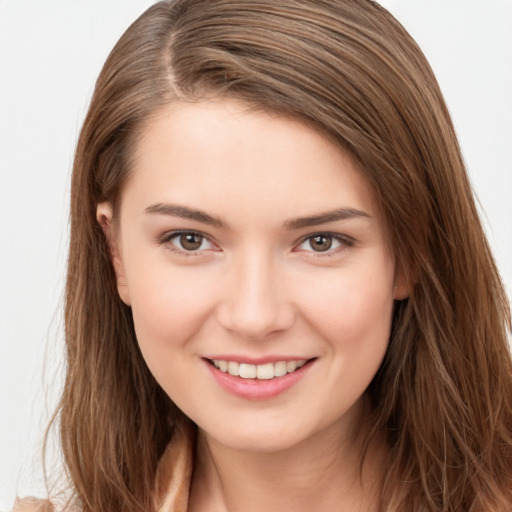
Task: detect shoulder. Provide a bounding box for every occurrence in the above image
[11,498,55,512]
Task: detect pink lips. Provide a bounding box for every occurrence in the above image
[204,357,314,400]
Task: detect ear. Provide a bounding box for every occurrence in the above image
[96,202,131,306]
[393,263,410,301]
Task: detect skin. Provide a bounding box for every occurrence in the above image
[98,99,407,512]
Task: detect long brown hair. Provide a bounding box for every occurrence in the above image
[53,1,512,510]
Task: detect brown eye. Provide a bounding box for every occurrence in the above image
[297,233,350,255]
[308,235,333,252]
[162,231,215,254]
[179,233,204,251]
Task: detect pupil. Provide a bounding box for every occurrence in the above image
[310,235,332,252]
[180,233,202,250]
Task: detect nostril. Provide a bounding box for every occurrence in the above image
[216,300,296,340]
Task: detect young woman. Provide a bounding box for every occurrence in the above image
[14,0,512,511]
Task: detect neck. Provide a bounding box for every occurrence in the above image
[188,416,385,512]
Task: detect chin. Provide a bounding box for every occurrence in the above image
[195,402,362,456]
[203,425,312,454]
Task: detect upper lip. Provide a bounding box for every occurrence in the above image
[203,355,315,365]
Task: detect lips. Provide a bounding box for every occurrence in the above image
[204,357,315,400]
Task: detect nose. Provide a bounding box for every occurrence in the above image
[216,250,295,340]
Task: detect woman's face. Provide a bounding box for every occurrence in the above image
[99,99,406,453]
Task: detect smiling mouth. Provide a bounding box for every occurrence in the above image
[207,359,312,380]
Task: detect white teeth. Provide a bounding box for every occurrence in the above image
[274,361,287,377]
[213,359,309,380]
[256,363,274,380]
[239,363,257,378]
[227,361,240,376]
[286,361,297,372]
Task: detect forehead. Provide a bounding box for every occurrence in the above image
[122,99,378,226]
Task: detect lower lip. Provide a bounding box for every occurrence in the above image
[205,360,313,400]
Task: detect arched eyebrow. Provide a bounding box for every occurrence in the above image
[145,203,370,229]
[145,203,226,228]
[283,208,371,229]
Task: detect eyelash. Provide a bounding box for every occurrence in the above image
[157,230,354,256]
[295,232,354,257]
[158,230,217,257]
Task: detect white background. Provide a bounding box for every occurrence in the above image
[1,1,511,509]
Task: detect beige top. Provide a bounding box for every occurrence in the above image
[12,424,194,512]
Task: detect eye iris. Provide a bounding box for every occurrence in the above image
[309,235,332,252]
[180,233,202,251]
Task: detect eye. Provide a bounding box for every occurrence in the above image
[297,233,352,254]
[161,231,214,253]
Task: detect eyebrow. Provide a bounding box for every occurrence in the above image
[145,203,370,229]
[283,207,371,229]
[145,204,227,228]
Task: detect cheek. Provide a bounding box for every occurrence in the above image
[126,260,218,353]
[296,262,395,352]
[125,264,220,406]
[298,266,395,413]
